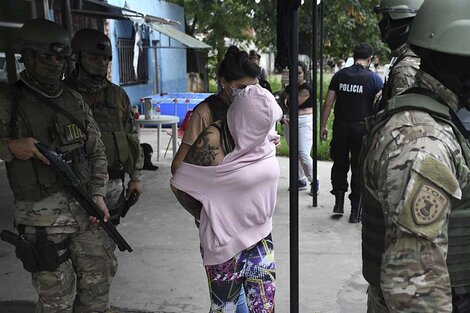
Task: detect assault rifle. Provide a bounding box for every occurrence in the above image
[35,143,133,252]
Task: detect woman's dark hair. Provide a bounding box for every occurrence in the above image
[218,46,261,82]
[298,61,309,80]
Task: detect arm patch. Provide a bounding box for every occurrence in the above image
[396,152,459,240]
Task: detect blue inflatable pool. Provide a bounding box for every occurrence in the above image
[137,92,213,127]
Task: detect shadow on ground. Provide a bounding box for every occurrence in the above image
[0,301,166,313]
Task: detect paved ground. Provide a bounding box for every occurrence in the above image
[0,129,368,313]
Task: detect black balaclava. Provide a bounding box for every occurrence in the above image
[76,52,109,93]
[22,50,65,97]
[379,15,414,55]
[420,48,470,109]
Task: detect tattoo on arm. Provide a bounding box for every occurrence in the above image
[185,129,219,166]
[174,189,202,220]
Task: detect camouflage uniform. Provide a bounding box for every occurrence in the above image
[0,68,115,312]
[66,79,143,213]
[67,29,143,216]
[362,70,470,312]
[374,0,423,112]
[382,47,420,101]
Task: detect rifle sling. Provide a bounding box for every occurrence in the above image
[9,81,87,137]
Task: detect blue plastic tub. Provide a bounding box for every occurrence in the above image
[137,92,213,127]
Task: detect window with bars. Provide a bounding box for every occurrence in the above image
[117,38,148,85]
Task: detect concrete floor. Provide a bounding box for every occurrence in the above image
[0,129,368,313]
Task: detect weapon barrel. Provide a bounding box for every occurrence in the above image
[35,143,133,252]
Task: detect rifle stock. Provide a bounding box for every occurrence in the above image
[35,143,132,252]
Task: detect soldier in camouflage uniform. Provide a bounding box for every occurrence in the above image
[0,19,115,312]
[361,1,470,312]
[374,0,423,107]
[66,29,143,218]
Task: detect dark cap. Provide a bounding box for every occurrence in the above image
[353,43,374,59]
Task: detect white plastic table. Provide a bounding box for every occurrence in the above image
[135,115,179,161]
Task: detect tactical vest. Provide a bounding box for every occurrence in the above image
[361,90,470,293]
[6,84,89,201]
[375,51,420,113]
[381,53,409,103]
[193,94,229,122]
[334,64,377,123]
[70,81,140,175]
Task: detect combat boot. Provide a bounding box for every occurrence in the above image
[349,201,361,223]
[332,191,345,215]
[141,143,159,171]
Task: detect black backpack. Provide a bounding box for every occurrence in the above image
[194,94,229,122]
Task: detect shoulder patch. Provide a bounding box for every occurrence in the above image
[413,152,461,199]
[412,183,448,225]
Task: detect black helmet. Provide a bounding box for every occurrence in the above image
[18,18,71,56]
[72,28,112,59]
[374,0,423,20]
[374,0,424,53]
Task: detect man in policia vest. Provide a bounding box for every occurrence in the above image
[319,43,383,223]
[66,29,144,223]
[361,0,470,311]
[374,0,423,107]
[0,19,114,312]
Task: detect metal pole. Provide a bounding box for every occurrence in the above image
[319,1,324,109]
[311,0,318,207]
[289,7,300,313]
[153,46,159,94]
[2,2,18,83]
[61,0,74,76]
[62,0,73,33]
[5,30,17,84]
[37,0,48,19]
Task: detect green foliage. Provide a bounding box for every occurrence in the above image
[269,76,282,94]
[208,79,218,93]
[168,0,390,86]
[177,0,278,55]
[276,123,289,156]
[299,0,389,60]
[276,72,333,161]
[276,109,333,161]
[317,107,334,161]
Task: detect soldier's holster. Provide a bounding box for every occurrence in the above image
[15,226,69,273]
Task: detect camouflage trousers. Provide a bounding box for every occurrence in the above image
[104,179,124,252]
[105,179,125,213]
[23,222,117,313]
